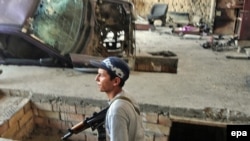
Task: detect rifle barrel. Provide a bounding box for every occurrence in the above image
[61,131,72,140]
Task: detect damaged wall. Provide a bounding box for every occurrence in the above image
[131,0,215,24]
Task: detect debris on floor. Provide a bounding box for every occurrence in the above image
[226,47,250,60]
[201,35,238,51]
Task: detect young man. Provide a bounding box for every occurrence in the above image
[90,56,144,141]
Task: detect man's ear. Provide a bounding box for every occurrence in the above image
[113,77,121,86]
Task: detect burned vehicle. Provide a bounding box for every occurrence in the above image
[0,0,136,68]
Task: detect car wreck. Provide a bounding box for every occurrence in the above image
[0,0,136,68]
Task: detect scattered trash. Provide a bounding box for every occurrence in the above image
[226,47,250,60]
[182,34,201,40]
[201,35,238,51]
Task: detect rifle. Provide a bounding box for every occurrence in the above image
[61,106,109,141]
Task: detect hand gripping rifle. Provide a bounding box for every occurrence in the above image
[61,106,109,141]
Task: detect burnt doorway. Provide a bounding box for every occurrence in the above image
[237,0,250,40]
[169,122,227,141]
[213,0,237,35]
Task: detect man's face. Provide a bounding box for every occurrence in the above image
[95,68,115,93]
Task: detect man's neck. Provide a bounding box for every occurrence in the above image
[107,88,122,100]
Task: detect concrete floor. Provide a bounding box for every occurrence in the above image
[0,29,250,118]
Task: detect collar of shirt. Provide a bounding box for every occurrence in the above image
[108,90,126,105]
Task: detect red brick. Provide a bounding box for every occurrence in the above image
[9,108,24,128]
[76,106,101,116]
[32,102,52,111]
[19,109,33,128]
[76,106,85,114]
[23,102,32,113]
[38,110,60,120]
[1,120,19,138]
[0,121,9,135]
[32,107,38,116]
[85,132,98,141]
[142,112,158,124]
[69,132,86,141]
[143,122,170,136]
[48,119,64,130]
[14,118,34,140]
[59,104,76,113]
[60,112,84,122]
[85,106,101,117]
[34,116,49,127]
[158,115,172,127]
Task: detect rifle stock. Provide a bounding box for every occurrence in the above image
[61,107,109,140]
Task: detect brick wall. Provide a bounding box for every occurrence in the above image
[31,95,172,141]
[0,100,34,140]
[0,90,172,141]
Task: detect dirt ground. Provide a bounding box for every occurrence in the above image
[24,127,63,141]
